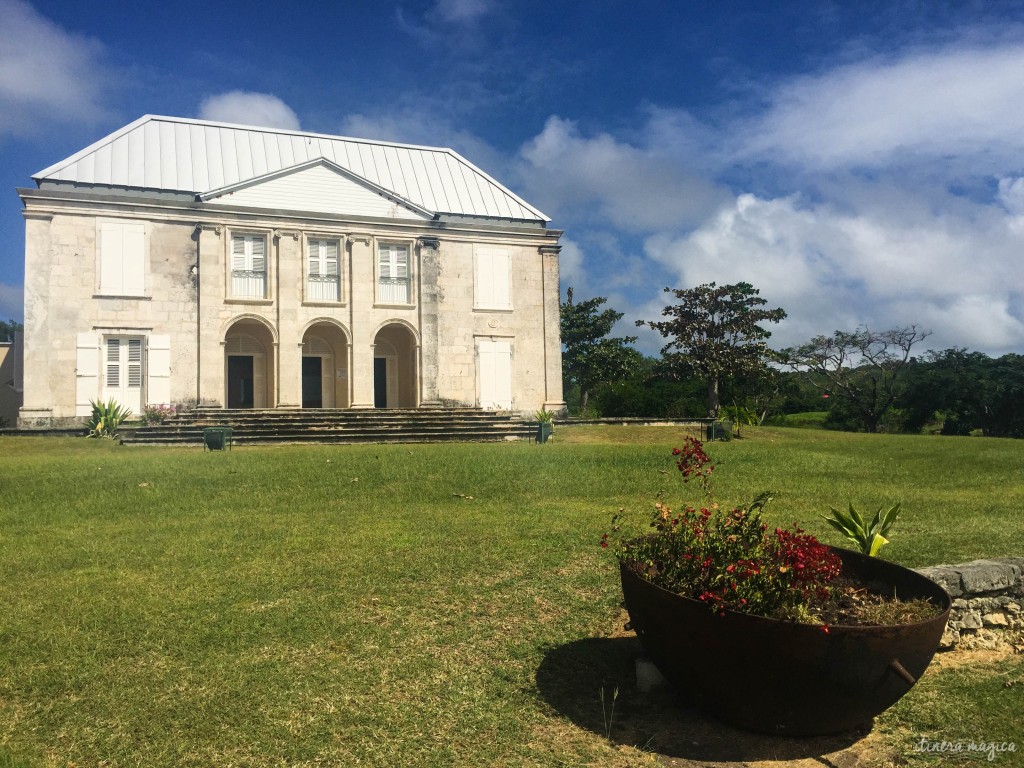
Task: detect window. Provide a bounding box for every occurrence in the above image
[231,233,267,298]
[377,243,410,304]
[306,238,341,302]
[97,220,146,296]
[474,247,511,310]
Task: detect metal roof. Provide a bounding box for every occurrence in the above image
[33,115,549,223]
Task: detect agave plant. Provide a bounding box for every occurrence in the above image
[821,502,901,557]
[87,398,132,438]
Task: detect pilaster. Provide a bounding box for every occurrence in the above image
[197,225,225,406]
[349,234,375,409]
[417,236,442,407]
[275,230,302,408]
[540,245,567,415]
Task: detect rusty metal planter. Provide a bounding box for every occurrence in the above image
[620,546,951,736]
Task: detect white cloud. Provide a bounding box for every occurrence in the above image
[518,116,729,234]
[0,0,110,137]
[645,193,1024,354]
[742,42,1024,170]
[198,92,300,131]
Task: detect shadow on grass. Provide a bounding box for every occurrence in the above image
[535,637,871,764]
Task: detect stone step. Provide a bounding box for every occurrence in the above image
[122,407,539,445]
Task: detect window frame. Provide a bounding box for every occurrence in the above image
[304,235,344,305]
[228,230,271,301]
[375,239,415,307]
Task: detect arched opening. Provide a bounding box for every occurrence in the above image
[224,319,276,409]
[301,323,350,408]
[372,323,417,408]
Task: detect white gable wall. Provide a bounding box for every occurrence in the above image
[208,164,430,220]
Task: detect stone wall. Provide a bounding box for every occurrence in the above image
[916,558,1024,650]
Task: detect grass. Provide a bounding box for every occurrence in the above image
[1,427,1022,767]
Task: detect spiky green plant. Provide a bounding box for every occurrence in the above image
[87,398,132,438]
[821,502,901,557]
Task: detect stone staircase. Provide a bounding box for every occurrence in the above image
[119,407,539,446]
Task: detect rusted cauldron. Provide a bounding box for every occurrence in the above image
[620,546,951,735]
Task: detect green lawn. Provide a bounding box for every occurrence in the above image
[1,428,1022,767]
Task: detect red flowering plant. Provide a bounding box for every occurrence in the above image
[604,436,842,623]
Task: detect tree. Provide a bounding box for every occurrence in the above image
[900,349,1024,437]
[637,282,787,417]
[0,319,22,343]
[781,325,931,433]
[560,288,640,414]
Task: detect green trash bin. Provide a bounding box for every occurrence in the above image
[203,427,232,451]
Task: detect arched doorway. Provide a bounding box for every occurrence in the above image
[372,323,417,408]
[301,323,350,409]
[224,319,276,409]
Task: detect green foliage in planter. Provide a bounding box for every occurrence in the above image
[87,398,132,438]
[822,502,900,557]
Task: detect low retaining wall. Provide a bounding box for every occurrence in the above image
[915,558,1024,650]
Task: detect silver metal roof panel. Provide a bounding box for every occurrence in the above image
[34,115,549,223]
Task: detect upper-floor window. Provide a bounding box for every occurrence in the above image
[377,243,411,304]
[474,247,511,310]
[231,233,267,299]
[306,238,341,302]
[97,220,146,296]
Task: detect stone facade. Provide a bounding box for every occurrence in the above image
[916,558,1024,650]
[18,119,566,426]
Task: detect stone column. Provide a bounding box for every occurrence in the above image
[275,230,302,409]
[348,235,375,409]
[417,236,442,407]
[540,245,567,415]
[197,225,225,407]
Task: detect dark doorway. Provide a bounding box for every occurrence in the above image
[302,356,323,408]
[227,355,254,408]
[374,357,388,408]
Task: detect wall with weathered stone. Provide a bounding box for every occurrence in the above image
[916,558,1024,650]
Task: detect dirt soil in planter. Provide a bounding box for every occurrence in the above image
[813,575,944,626]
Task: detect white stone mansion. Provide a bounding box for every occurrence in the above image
[18,115,565,426]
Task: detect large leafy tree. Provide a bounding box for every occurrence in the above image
[638,282,786,417]
[560,288,640,413]
[781,325,931,433]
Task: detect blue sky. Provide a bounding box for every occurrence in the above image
[3,0,1024,355]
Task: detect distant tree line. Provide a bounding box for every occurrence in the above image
[0,319,22,343]
[560,285,1024,438]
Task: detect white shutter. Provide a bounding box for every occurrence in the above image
[122,223,146,295]
[250,236,265,273]
[324,240,339,276]
[147,335,171,405]
[308,239,322,277]
[76,332,99,416]
[378,245,392,278]
[478,339,512,410]
[106,338,121,388]
[395,246,408,278]
[232,235,248,270]
[99,223,124,294]
[476,249,510,309]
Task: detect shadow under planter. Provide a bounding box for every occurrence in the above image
[534,636,868,762]
[620,546,952,736]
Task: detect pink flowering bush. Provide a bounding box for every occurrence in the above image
[605,437,841,622]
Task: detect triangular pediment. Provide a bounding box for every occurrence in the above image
[201,159,433,220]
